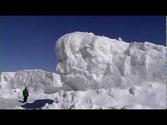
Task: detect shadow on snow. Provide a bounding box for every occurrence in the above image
[21,99,54,109]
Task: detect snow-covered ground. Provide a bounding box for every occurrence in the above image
[42,82,166,109]
[0,82,165,109]
[0,32,166,109]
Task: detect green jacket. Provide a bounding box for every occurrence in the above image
[23,88,29,97]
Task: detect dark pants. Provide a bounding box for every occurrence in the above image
[23,96,28,102]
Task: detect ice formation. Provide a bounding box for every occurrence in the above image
[55,32,166,90]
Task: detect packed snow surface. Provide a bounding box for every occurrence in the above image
[42,82,166,109]
[0,32,166,109]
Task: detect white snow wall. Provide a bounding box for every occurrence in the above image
[55,32,166,90]
[0,69,62,94]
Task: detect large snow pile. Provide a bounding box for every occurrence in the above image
[55,32,166,90]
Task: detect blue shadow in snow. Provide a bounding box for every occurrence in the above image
[21,99,54,109]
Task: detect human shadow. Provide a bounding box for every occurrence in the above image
[18,100,24,103]
[21,99,54,109]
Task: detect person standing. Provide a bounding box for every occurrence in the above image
[22,86,29,103]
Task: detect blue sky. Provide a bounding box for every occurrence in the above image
[0,16,165,72]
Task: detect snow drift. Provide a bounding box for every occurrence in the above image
[55,32,166,90]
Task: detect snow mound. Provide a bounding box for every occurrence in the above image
[0,69,63,94]
[55,32,166,90]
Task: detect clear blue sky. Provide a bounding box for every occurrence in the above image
[0,16,165,72]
